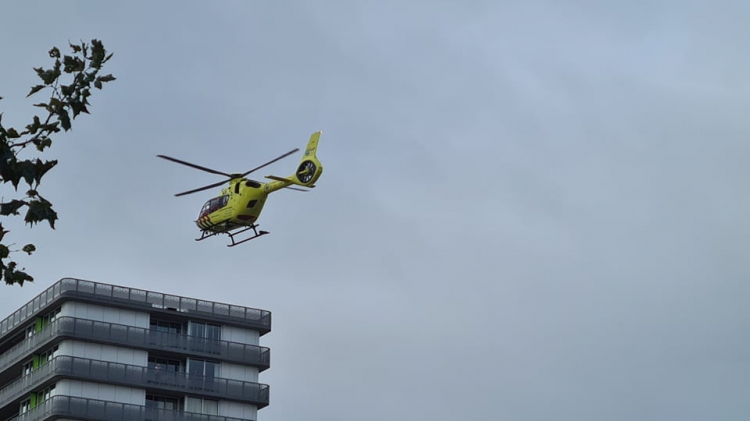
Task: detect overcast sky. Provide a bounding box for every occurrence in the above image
[1,1,749,420]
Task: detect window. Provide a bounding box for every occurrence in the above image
[185,396,218,415]
[150,319,183,335]
[39,307,61,329]
[198,196,229,218]
[146,394,180,411]
[22,360,33,376]
[188,321,220,341]
[36,384,55,403]
[187,358,219,378]
[23,306,60,339]
[19,399,30,414]
[38,345,59,366]
[148,356,182,372]
[246,199,257,208]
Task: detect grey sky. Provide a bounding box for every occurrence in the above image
[1,1,749,420]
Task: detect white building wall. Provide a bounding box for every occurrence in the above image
[57,340,148,366]
[54,379,145,405]
[222,326,259,346]
[60,302,149,328]
[220,362,259,383]
[219,401,258,420]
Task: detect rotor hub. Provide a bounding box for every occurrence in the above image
[296,160,317,184]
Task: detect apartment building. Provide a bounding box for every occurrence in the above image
[0,278,271,421]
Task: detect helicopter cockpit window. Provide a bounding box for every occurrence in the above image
[199,201,212,218]
[198,195,229,218]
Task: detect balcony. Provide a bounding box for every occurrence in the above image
[0,356,269,410]
[0,278,272,340]
[9,395,255,421]
[0,317,270,379]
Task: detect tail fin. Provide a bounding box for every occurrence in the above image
[265,131,324,191]
[303,130,321,160]
[292,131,323,186]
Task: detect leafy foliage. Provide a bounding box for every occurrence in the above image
[0,40,115,286]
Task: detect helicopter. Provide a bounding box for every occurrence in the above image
[157,130,324,247]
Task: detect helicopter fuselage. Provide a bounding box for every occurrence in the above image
[196,178,271,232]
[194,169,319,233]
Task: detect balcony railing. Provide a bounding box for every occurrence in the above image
[0,356,269,409]
[0,317,270,377]
[0,278,272,339]
[9,395,255,421]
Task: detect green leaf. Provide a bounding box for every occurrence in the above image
[34,67,58,85]
[0,146,17,186]
[4,263,34,286]
[22,244,36,255]
[27,85,45,98]
[34,159,57,184]
[0,200,26,216]
[6,128,20,138]
[25,116,41,135]
[63,55,85,73]
[60,84,74,97]
[90,39,106,69]
[1,157,23,189]
[49,97,63,110]
[24,197,58,229]
[33,137,53,152]
[57,109,71,131]
[15,160,36,187]
[0,245,9,259]
[98,74,116,82]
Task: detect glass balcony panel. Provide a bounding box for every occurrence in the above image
[1,356,269,411]
[95,283,113,297]
[164,295,181,309]
[112,286,130,300]
[129,288,147,303]
[11,395,253,421]
[0,278,270,341]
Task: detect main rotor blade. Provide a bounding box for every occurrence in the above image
[240,148,300,178]
[174,180,228,197]
[157,155,233,178]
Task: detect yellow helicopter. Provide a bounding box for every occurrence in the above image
[157,131,324,246]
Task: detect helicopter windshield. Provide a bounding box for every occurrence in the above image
[199,195,229,218]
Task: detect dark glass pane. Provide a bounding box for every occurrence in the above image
[206,324,221,341]
[190,322,205,338]
[204,361,218,378]
[204,399,218,415]
[188,359,204,376]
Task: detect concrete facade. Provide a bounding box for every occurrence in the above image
[0,278,271,421]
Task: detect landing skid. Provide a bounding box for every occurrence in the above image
[196,224,269,247]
